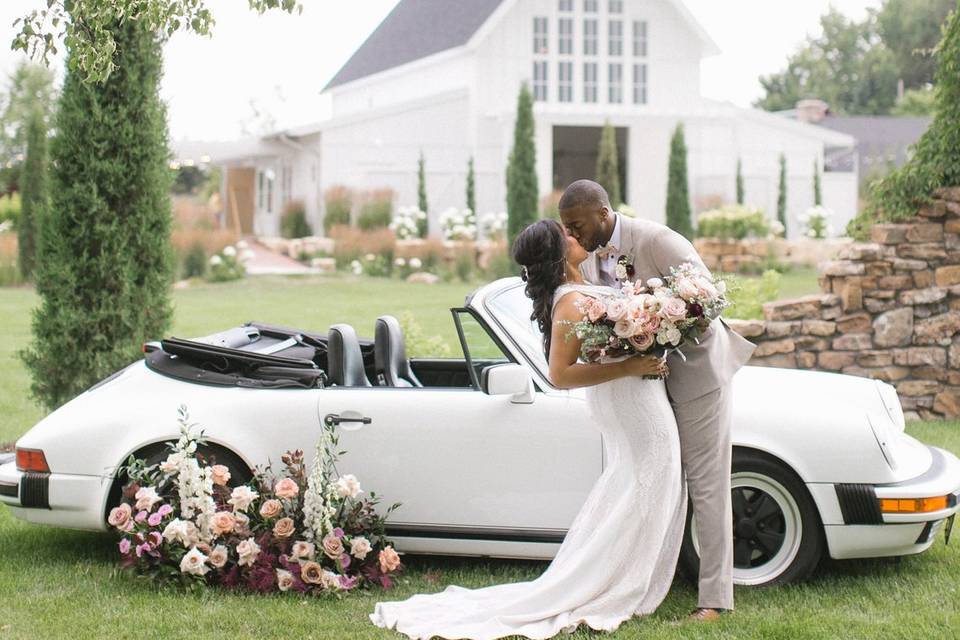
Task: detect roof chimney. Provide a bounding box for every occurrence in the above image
[796,99,829,123]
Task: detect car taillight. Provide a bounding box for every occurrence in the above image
[15,448,50,473]
[880,496,949,513]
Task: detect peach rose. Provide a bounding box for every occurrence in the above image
[322,533,345,559]
[210,511,236,537]
[274,478,299,500]
[660,297,687,323]
[613,318,638,339]
[236,537,261,567]
[108,503,132,529]
[272,517,295,539]
[291,541,316,560]
[210,464,231,486]
[586,298,606,322]
[349,536,372,560]
[676,277,700,301]
[379,546,401,573]
[300,561,323,585]
[259,499,283,519]
[628,333,656,352]
[208,545,229,569]
[695,277,718,299]
[276,569,295,592]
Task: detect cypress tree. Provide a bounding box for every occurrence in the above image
[416,151,428,237]
[813,159,822,206]
[466,156,476,215]
[665,124,693,239]
[506,83,538,247]
[595,121,621,208]
[777,153,788,234]
[736,157,745,205]
[18,108,47,279]
[20,16,173,409]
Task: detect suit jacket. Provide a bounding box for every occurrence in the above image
[580,214,756,404]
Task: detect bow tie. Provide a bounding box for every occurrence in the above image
[596,244,619,259]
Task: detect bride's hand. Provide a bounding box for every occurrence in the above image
[624,354,669,379]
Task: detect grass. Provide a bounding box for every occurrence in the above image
[1,275,959,639]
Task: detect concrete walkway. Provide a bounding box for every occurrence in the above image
[242,239,321,276]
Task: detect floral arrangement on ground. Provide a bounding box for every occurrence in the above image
[108,406,402,595]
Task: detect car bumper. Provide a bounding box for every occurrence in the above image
[0,460,109,531]
[824,446,960,560]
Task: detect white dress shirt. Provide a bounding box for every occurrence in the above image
[597,213,622,286]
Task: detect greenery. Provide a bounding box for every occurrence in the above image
[665,124,693,239]
[398,310,453,358]
[596,121,622,208]
[893,86,937,115]
[324,186,353,234]
[697,205,771,240]
[736,158,745,205]
[851,3,960,237]
[813,159,822,206]
[280,200,312,239]
[181,242,207,280]
[20,15,174,410]
[755,2,955,115]
[0,61,56,194]
[16,109,47,280]
[466,156,476,217]
[417,150,429,234]
[357,193,393,231]
[777,154,788,234]
[724,270,783,320]
[12,0,303,85]
[506,83,538,247]
[0,193,20,228]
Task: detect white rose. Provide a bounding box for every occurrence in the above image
[334,474,362,499]
[228,486,259,513]
[134,487,162,512]
[236,537,261,567]
[180,547,209,576]
[162,519,200,548]
[350,536,373,560]
[646,277,664,289]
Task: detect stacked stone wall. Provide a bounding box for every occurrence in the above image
[727,187,960,421]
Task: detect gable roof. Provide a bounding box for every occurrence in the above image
[323,0,505,91]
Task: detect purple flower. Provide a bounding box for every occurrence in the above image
[134,510,148,523]
[135,543,153,558]
[118,538,131,554]
[339,574,359,590]
[157,504,173,517]
[340,553,351,570]
[147,512,163,527]
[333,527,345,539]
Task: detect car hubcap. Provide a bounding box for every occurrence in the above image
[691,472,802,586]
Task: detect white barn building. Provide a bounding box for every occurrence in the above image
[200,0,858,239]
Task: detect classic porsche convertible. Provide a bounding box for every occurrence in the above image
[2,277,958,587]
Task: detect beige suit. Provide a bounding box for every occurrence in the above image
[581,214,756,610]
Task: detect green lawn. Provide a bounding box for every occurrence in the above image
[1,276,959,639]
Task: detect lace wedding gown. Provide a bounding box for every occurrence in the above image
[369,283,687,639]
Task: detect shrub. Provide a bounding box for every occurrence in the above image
[390,206,427,240]
[280,200,312,239]
[478,211,508,242]
[454,248,475,282]
[696,205,771,240]
[480,245,517,280]
[0,193,21,228]
[666,124,693,239]
[357,189,394,231]
[207,245,246,282]
[439,208,477,241]
[323,185,353,234]
[596,121,621,208]
[181,242,207,279]
[724,270,782,321]
[776,154,788,234]
[799,205,834,239]
[330,225,396,270]
[398,311,452,358]
[539,190,562,220]
[19,108,47,280]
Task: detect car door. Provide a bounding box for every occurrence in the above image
[318,309,602,538]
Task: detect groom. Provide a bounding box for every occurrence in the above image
[558,179,756,622]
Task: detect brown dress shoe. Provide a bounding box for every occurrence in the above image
[687,608,722,622]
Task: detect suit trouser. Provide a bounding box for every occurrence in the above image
[671,384,734,610]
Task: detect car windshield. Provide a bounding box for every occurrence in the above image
[483,281,550,380]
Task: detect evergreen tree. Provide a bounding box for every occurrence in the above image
[777,153,789,234]
[20,16,173,409]
[595,121,621,208]
[18,108,47,279]
[736,157,745,205]
[813,159,822,206]
[466,156,476,215]
[665,124,693,239]
[506,83,538,247]
[416,151,428,237]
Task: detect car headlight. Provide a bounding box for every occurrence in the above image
[876,380,906,432]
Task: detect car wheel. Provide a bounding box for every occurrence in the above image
[679,448,824,586]
[103,442,252,521]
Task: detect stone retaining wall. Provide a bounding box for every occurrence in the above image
[695,237,851,273]
[727,187,960,421]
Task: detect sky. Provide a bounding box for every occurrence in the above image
[0,0,883,143]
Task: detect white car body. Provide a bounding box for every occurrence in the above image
[2,278,959,585]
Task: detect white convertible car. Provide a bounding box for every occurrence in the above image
[2,278,959,587]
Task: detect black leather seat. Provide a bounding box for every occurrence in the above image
[374,315,423,387]
[327,324,371,387]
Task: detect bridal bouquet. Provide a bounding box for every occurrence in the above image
[109,406,402,595]
[567,262,729,364]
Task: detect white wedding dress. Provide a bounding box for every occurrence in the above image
[369,283,687,639]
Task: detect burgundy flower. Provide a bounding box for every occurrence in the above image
[625,264,635,279]
[688,302,704,318]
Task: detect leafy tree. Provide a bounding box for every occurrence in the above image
[665,124,693,239]
[18,108,47,280]
[417,151,428,237]
[777,154,788,233]
[506,83,538,247]
[756,9,899,115]
[813,159,822,206]
[0,62,57,193]
[20,16,175,409]
[878,0,957,90]
[595,121,621,208]
[892,86,937,115]
[736,158,745,204]
[466,156,476,215]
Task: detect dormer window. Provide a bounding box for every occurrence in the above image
[534,16,549,55]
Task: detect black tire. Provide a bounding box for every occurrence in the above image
[678,447,824,587]
[103,442,252,521]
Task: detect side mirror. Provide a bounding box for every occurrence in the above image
[481,363,535,404]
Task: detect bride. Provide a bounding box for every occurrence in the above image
[369,219,687,639]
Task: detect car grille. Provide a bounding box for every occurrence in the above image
[20,472,50,509]
[836,483,883,524]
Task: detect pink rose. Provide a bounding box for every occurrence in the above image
[157,504,173,518]
[134,510,148,523]
[236,538,261,567]
[322,533,345,559]
[628,333,656,352]
[210,464,231,486]
[118,538,131,554]
[605,299,628,322]
[613,318,638,338]
[211,511,236,537]
[586,298,606,323]
[108,503,132,529]
[274,478,299,500]
[640,314,661,334]
[291,541,316,560]
[148,531,163,547]
[676,277,700,301]
[276,569,295,592]
[379,546,401,573]
[208,545,229,569]
[695,277,719,299]
[660,297,687,323]
[147,512,163,527]
[259,499,283,519]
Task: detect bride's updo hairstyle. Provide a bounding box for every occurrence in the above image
[511,219,567,358]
